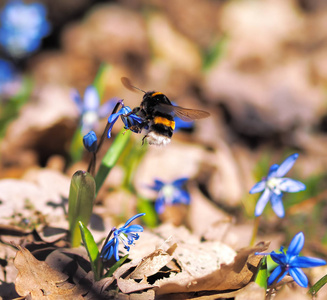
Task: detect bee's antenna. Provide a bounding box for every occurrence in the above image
[121,77,146,93]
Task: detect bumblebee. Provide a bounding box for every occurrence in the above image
[121,77,210,146]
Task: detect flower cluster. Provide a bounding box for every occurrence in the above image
[250,153,305,218]
[0,0,50,57]
[147,178,190,214]
[257,232,326,287]
[100,213,145,261]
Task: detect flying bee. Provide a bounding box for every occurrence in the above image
[121,77,210,146]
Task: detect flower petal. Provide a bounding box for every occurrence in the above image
[98,99,118,118]
[254,188,271,217]
[100,238,115,260]
[279,178,306,193]
[249,180,266,194]
[149,179,166,191]
[274,153,299,178]
[291,256,326,268]
[174,189,191,205]
[287,232,304,256]
[267,164,279,179]
[84,86,99,111]
[270,252,287,265]
[172,177,189,188]
[123,213,145,228]
[114,238,120,261]
[289,267,308,288]
[270,192,285,218]
[71,89,83,114]
[123,224,144,233]
[268,265,287,285]
[155,196,166,214]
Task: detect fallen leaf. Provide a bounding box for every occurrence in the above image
[155,241,269,295]
[14,246,84,299]
[129,244,177,280]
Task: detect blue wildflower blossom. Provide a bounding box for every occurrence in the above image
[107,102,143,138]
[147,178,190,214]
[83,130,97,153]
[249,153,306,218]
[0,0,50,57]
[257,232,326,287]
[71,86,115,135]
[100,213,145,261]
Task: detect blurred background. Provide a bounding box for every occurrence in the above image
[1,0,327,255]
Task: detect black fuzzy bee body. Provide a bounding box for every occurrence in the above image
[122,77,210,146]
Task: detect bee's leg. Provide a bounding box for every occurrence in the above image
[124,107,141,117]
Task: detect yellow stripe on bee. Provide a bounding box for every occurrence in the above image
[154,116,175,130]
[151,92,163,97]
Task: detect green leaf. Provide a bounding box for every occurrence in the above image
[69,129,84,162]
[93,64,112,99]
[95,129,131,194]
[0,76,32,138]
[68,170,96,247]
[308,274,327,297]
[254,256,268,290]
[79,221,101,281]
[104,254,129,278]
[137,197,158,228]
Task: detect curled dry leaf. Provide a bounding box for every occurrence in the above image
[14,246,84,299]
[129,244,178,280]
[155,241,270,295]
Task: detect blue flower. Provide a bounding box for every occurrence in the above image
[100,213,145,261]
[0,58,21,97]
[0,0,51,57]
[257,232,326,287]
[71,86,115,135]
[83,130,97,153]
[147,178,191,214]
[249,153,306,218]
[107,102,144,138]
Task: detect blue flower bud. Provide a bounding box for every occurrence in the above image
[83,131,98,153]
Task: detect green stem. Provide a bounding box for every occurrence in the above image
[95,129,131,195]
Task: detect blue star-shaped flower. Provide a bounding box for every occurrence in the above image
[100,213,145,261]
[107,102,144,138]
[258,232,326,287]
[147,178,191,214]
[83,130,97,153]
[71,86,115,135]
[0,0,51,57]
[249,153,306,218]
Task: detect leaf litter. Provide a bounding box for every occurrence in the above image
[11,223,269,299]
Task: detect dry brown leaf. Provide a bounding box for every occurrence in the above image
[129,243,177,280]
[117,278,154,294]
[155,241,269,295]
[14,246,84,299]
